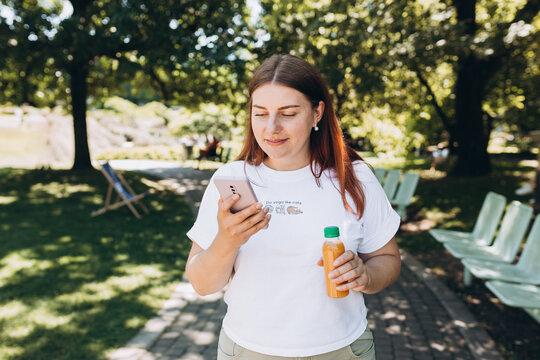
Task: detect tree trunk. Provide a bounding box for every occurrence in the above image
[21,61,37,106]
[451,0,492,176]
[21,78,37,107]
[452,55,493,176]
[147,66,170,102]
[448,0,539,176]
[535,167,540,214]
[69,63,93,170]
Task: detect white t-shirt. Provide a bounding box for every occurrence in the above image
[187,160,400,357]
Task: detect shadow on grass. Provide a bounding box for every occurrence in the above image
[0,168,194,360]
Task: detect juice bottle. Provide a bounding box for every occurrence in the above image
[322,226,349,298]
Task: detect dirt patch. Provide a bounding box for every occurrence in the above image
[400,218,436,233]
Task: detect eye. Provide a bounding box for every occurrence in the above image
[282,113,296,117]
[254,113,267,117]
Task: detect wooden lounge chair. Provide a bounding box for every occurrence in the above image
[429,192,507,246]
[382,169,401,200]
[91,161,154,219]
[443,201,533,262]
[462,215,540,285]
[391,172,420,218]
[485,280,540,324]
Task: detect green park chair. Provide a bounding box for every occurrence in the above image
[525,308,540,324]
[462,215,540,286]
[374,168,386,183]
[485,280,540,324]
[443,200,533,262]
[219,147,232,163]
[198,146,231,168]
[391,172,420,218]
[382,169,401,200]
[429,192,507,246]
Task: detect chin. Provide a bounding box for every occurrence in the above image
[261,147,285,158]
[265,155,285,163]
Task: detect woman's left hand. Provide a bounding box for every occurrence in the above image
[317,250,371,292]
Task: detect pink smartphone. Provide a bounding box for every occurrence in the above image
[213,176,259,213]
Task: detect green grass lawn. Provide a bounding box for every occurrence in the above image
[0,168,194,360]
[0,155,537,360]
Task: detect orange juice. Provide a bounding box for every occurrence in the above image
[323,226,349,298]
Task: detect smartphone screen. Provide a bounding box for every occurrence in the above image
[213,177,259,213]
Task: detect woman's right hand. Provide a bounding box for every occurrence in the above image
[215,194,271,250]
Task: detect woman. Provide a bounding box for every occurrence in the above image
[185,54,401,359]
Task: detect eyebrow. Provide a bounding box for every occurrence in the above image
[252,104,301,110]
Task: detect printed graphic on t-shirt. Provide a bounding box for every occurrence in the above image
[264,200,303,215]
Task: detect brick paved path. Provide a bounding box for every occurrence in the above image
[366,264,473,360]
[107,160,502,360]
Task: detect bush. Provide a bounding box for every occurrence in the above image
[168,103,236,141]
[103,96,139,116]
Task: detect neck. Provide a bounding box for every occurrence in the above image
[263,157,311,171]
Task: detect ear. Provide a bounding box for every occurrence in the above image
[314,100,325,125]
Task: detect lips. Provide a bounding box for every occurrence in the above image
[265,138,288,146]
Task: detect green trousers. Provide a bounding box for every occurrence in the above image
[217,328,376,360]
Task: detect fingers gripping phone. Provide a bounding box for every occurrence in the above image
[213,176,259,213]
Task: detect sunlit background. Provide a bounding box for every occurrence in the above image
[0,1,538,359]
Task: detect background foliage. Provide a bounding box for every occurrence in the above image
[0,0,538,173]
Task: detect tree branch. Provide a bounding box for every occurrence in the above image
[106,55,170,102]
[69,0,92,17]
[511,0,540,25]
[94,41,141,59]
[413,65,453,132]
[452,0,477,35]
[146,66,169,102]
[486,0,540,62]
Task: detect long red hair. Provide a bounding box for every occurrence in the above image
[237,54,366,218]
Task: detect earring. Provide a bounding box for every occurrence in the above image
[314,125,319,132]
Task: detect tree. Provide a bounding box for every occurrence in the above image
[361,0,540,175]
[252,1,444,155]
[450,0,539,175]
[1,0,249,170]
[254,0,540,175]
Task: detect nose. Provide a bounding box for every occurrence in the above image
[266,114,281,134]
